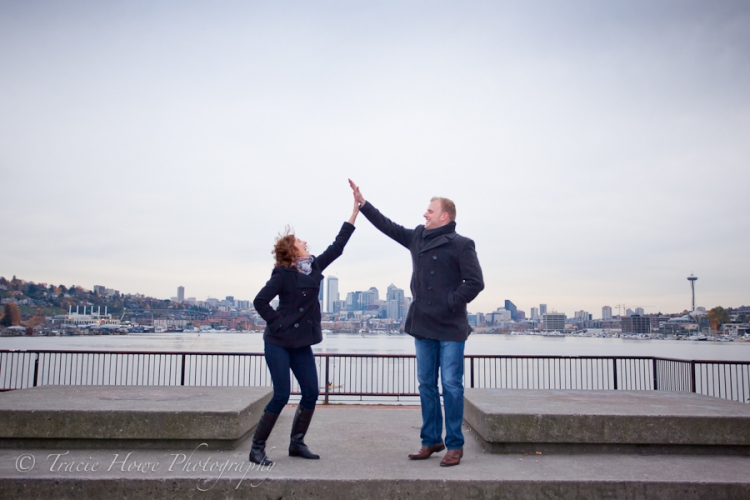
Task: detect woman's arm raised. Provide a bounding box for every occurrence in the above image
[315,197,358,271]
[348,193,359,225]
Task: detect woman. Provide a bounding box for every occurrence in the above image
[250,198,359,465]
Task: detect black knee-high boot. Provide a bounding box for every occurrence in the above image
[249,410,279,466]
[288,405,320,459]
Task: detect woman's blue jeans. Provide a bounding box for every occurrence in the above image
[264,342,319,414]
[414,337,465,450]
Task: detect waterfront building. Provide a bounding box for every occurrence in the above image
[530,307,540,320]
[177,286,185,303]
[540,304,548,316]
[621,315,651,334]
[602,306,612,320]
[326,276,339,313]
[58,305,119,328]
[543,312,566,331]
[635,307,645,315]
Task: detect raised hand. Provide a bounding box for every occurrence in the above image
[348,179,366,207]
[348,192,360,225]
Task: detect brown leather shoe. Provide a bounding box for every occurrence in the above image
[439,448,463,467]
[408,443,445,460]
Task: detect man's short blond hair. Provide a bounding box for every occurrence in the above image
[431,197,456,222]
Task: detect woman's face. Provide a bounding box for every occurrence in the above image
[294,237,310,256]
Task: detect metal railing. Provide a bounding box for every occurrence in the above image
[1,350,748,404]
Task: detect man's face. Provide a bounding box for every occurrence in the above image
[423,200,448,229]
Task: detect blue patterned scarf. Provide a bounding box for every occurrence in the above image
[296,256,313,275]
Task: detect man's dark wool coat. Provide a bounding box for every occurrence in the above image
[360,202,484,342]
[254,222,355,349]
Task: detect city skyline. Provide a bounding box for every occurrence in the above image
[1,2,748,316]
[77,279,723,319]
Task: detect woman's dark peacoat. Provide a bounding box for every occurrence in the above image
[253,222,355,349]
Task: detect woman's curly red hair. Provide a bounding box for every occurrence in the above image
[273,226,299,268]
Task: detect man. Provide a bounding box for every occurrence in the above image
[349,179,484,467]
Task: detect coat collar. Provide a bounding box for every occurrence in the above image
[420,232,457,253]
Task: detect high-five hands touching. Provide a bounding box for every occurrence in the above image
[348,191,359,225]
[348,179,366,207]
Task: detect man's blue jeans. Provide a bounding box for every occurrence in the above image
[414,337,465,450]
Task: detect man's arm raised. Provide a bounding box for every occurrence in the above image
[348,179,367,207]
[348,178,414,249]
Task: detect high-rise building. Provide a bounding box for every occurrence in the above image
[602,306,612,320]
[369,287,379,302]
[318,281,324,311]
[635,307,645,316]
[530,307,540,320]
[177,286,185,303]
[504,300,518,321]
[346,291,372,311]
[326,276,339,313]
[574,310,589,321]
[540,304,548,316]
[386,284,405,320]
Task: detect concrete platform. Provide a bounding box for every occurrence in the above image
[464,389,750,454]
[0,386,273,449]
[1,406,749,499]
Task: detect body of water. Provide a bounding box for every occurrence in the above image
[2,332,750,361]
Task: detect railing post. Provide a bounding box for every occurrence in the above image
[612,358,618,390]
[324,356,330,405]
[470,356,475,389]
[690,361,696,393]
[33,354,39,387]
[652,358,658,391]
[180,354,186,386]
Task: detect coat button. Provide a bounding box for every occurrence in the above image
[432,255,437,260]
[299,308,304,312]
[302,292,307,296]
[294,323,299,328]
[428,286,432,290]
[430,270,434,275]
[428,301,432,305]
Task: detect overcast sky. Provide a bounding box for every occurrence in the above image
[1,1,749,317]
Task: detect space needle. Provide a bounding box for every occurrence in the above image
[687,274,698,312]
